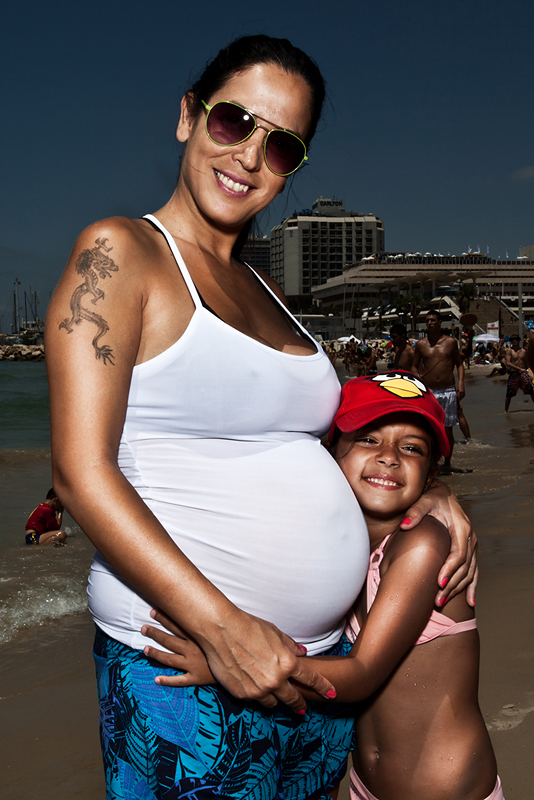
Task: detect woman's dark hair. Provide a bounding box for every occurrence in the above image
[186,34,326,147]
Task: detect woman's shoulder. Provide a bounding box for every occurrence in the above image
[71,216,156,262]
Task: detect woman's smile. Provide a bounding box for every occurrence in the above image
[213,168,253,195]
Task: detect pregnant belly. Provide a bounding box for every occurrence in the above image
[90,434,369,654]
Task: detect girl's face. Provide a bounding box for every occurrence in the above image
[176,63,312,232]
[335,412,433,524]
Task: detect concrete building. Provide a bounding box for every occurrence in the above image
[269,197,385,305]
[312,252,534,337]
[241,234,271,277]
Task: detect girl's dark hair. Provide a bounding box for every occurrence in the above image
[187,34,326,147]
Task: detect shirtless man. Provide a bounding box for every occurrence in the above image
[504,334,534,412]
[412,311,465,471]
[390,323,414,371]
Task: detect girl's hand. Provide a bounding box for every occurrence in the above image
[142,609,336,713]
[142,609,216,686]
[401,480,477,607]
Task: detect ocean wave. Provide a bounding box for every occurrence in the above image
[0,579,89,644]
[0,530,95,644]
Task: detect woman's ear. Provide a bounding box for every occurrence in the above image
[176,93,195,143]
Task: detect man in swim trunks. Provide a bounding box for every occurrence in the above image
[25,488,67,545]
[412,310,465,472]
[504,334,534,412]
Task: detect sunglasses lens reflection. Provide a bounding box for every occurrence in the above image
[206,102,305,176]
[207,103,255,145]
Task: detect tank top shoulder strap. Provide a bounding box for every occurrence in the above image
[366,534,392,610]
[243,263,316,342]
[143,214,202,310]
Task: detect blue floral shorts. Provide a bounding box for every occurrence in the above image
[93,626,355,800]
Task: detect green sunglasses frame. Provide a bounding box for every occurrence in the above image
[201,100,308,177]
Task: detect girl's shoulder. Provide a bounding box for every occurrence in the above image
[383,517,451,576]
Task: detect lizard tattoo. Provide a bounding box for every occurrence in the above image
[59,237,119,365]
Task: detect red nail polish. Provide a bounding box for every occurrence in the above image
[440,577,449,589]
[299,644,307,654]
[326,689,337,699]
[440,597,447,607]
[401,517,412,526]
[296,708,306,715]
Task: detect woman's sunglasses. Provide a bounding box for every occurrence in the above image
[201,100,308,177]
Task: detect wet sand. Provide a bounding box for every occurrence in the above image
[2,367,533,799]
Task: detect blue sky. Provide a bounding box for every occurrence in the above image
[1,0,533,328]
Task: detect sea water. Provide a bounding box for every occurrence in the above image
[0,362,94,643]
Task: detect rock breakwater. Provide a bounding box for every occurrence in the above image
[0,344,45,361]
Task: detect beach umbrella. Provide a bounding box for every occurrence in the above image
[472,334,500,343]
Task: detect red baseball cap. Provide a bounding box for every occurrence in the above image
[329,371,450,458]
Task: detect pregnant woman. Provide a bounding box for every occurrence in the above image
[46,35,475,800]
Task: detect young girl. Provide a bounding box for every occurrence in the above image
[143,371,501,800]
[321,371,501,800]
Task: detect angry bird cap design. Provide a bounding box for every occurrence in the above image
[329,371,450,458]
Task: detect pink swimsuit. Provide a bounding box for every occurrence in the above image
[345,533,477,646]
[346,536,505,800]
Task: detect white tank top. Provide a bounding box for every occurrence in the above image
[87,215,369,655]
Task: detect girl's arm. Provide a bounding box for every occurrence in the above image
[45,219,334,712]
[143,518,452,697]
[401,480,477,607]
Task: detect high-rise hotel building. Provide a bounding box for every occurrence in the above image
[269,197,385,303]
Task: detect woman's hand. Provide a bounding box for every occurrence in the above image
[401,480,477,607]
[142,608,337,714]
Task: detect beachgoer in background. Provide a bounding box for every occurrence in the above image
[457,401,472,441]
[460,331,472,369]
[486,342,507,378]
[390,323,414,370]
[364,346,377,376]
[504,334,534,412]
[25,488,67,546]
[144,374,501,800]
[412,310,465,472]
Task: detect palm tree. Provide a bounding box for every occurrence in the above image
[395,294,411,324]
[455,282,475,314]
[351,302,363,321]
[410,294,424,334]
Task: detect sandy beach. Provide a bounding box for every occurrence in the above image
[1,365,533,799]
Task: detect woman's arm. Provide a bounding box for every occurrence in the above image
[45,219,334,711]
[401,480,477,607]
[143,520,451,700]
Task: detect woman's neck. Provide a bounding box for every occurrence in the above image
[155,186,242,264]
